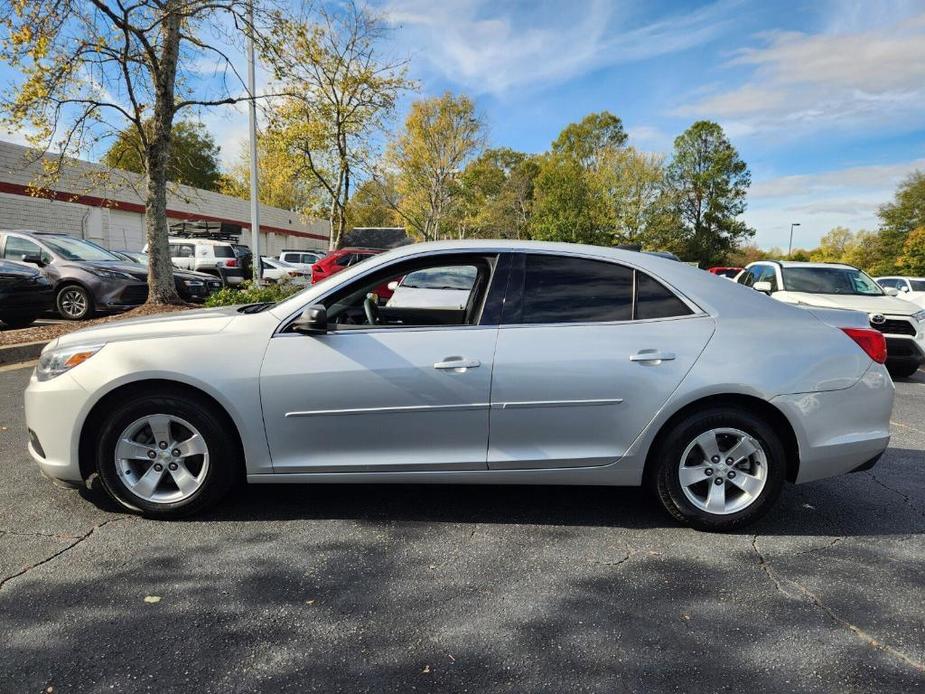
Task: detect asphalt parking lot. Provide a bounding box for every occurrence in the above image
[1,364,923,693]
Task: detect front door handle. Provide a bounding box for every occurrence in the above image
[630,350,676,364]
[434,356,481,371]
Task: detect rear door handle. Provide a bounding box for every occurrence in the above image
[630,350,676,364]
[434,356,481,371]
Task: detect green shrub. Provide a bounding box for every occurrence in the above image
[205,280,304,307]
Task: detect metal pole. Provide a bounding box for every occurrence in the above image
[788,222,800,258]
[246,0,260,282]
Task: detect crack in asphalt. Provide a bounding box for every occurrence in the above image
[751,534,924,674]
[869,472,925,521]
[0,517,130,591]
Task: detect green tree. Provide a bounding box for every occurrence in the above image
[384,92,486,241]
[844,230,887,274]
[0,0,279,304]
[103,120,221,190]
[530,154,604,245]
[454,148,538,239]
[877,171,925,270]
[346,178,398,229]
[551,111,627,171]
[263,3,414,248]
[666,121,753,266]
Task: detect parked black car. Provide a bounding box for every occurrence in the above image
[0,258,54,328]
[0,230,149,320]
[111,250,223,303]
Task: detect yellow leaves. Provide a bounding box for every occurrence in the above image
[10,24,32,46]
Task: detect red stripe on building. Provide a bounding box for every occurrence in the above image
[0,181,329,242]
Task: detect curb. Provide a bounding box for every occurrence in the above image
[0,340,47,366]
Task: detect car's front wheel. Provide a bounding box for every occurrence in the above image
[56,284,95,320]
[95,390,239,518]
[649,407,786,531]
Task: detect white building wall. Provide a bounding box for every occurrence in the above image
[0,140,329,253]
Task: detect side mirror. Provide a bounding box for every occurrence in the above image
[387,280,399,291]
[900,285,910,293]
[884,287,899,297]
[292,304,327,334]
[753,280,773,293]
[21,253,44,267]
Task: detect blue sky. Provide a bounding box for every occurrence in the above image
[376,0,925,249]
[2,0,924,250]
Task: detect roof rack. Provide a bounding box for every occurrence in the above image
[169,220,242,240]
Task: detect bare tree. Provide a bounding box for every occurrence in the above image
[0,0,282,303]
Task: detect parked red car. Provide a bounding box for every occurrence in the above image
[707,266,743,279]
[311,247,394,298]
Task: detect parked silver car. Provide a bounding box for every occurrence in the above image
[24,241,893,530]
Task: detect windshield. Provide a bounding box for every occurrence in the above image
[400,266,477,290]
[43,235,121,261]
[782,267,884,295]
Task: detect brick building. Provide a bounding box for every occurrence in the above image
[0,140,328,254]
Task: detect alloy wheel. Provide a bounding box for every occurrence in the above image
[60,289,88,318]
[114,414,210,503]
[678,427,768,515]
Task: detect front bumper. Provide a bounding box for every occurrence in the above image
[24,368,89,483]
[96,281,148,311]
[772,364,893,484]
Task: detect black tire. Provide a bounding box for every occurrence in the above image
[887,361,920,379]
[95,389,240,519]
[0,314,38,329]
[56,284,95,320]
[648,407,786,532]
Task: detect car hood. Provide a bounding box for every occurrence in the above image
[49,306,240,350]
[781,291,922,315]
[60,260,149,281]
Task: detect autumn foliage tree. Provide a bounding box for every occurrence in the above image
[0,0,279,303]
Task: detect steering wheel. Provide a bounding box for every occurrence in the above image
[363,293,379,325]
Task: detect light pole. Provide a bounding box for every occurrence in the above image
[246,0,260,282]
[788,222,801,258]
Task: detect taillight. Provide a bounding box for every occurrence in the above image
[225,259,238,268]
[841,327,887,364]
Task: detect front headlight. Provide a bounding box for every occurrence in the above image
[36,344,105,382]
[182,279,205,287]
[87,268,134,280]
[913,310,925,323]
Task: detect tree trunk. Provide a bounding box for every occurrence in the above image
[145,1,182,305]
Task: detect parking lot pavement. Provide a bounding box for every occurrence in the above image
[0,367,923,693]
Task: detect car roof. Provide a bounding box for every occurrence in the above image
[167,236,232,246]
[750,260,857,270]
[876,275,925,280]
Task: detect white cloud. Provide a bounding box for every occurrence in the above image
[677,12,925,134]
[744,158,925,248]
[383,0,741,95]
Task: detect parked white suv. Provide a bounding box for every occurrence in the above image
[144,237,244,285]
[279,249,326,272]
[875,276,925,309]
[740,260,925,377]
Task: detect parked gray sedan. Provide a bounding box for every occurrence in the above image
[24,241,893,530]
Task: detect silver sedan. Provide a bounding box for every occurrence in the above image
[24,241,893,530]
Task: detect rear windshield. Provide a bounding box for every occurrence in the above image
[782,267,883,295]
[213,245,235,258]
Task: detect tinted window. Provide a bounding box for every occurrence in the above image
[755,265,778,291]
[335,253,354,266]
[212,245,235,258]
[738,269,756,287]
[522,255,632,324]
[3,235,42,261]
[910,280,925,292]
[635,273,692,320]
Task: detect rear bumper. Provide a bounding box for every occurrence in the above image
[772,364,893,484]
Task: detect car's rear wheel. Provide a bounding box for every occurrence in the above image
[887,361,920,379]
[57,284,95,320]
[0,314,38,329]
[95,391,239,518]
[649,408,786,531]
